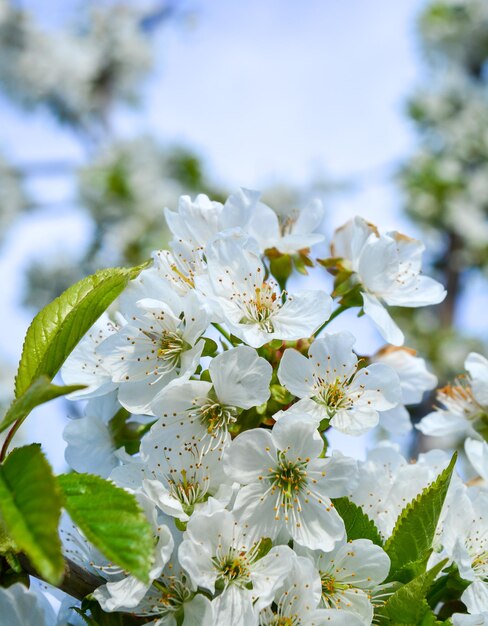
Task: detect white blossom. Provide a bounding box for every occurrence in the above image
[331,217,446,345]
[179,509,294,625]
[348,443,452,538]
[202,232,332,347]
[224,412,357,549]
[150,346,272,450]
[296,539,390,625]
[278,331,401,435]
[135,439,233,522]
[417,352,488,439]
[257,554,364,626]
[97,291,208,413]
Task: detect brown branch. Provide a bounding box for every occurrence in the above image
[18,555,146,625]
[438,231,463,329]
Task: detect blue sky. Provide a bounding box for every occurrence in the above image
[2,0,487,467]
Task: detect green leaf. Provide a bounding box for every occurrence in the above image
[426,564,469,611]
[376,559,448,624]
[385,454,457,581]
[332,497,383,546]
[71,607,100,626]
[0,444,64,584]
[14,263,149,399]
[201,337,218,357]
[0,376,85,433]
[58,473,154,583]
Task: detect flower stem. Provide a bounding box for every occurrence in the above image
[0,419,22,462]
[212,323,234,345]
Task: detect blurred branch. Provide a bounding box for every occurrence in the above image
[19,554,146,625]
[438,231,463,328]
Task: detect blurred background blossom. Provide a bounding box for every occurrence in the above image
[0,0,487,465]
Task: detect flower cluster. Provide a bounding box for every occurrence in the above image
[5,187,488,625]
[30,186,482,626]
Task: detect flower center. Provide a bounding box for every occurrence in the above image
[241,281,282,332]
[154,575,193,613]
[197,401,239,436]
[260,609,301,626]
[470,549,488,578]
[278,210,299,237]
[157,330,189,368]
[315,377,352,417]
[168,468,209,514]
[438,379,487,427]
[170,262,195,289]
[269,452,308,504]
[213,547,252,588]
[320,572,351,603]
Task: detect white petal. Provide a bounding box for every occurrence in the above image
[316,609,364,626]
[357,236,398,295]
[93,576,150,611]
[362,292,404,346]
[294,198,325,234]
[63,415,117,478]
[178,540,216,593]
[150,380,212,423]
[142,479,187,520]
[183,594,214,626]
[466,352,488,406]
[232,482,281,542]
[224,428,276,483]
[462,581,488,615]
[272,290,332,340]
[331,217,376,270]
[272,412,324,461]
[375,347,437,405]
[384,275,446,307]
[333,588,373,624]
[313,452,358,497]
[210,346,272,409]
[351,362,402,410]
[333,539,391,587]
[330,407,379,436]
[291,493,345,550]
[212,586,255,626]
[465,438,488,482]
[379,405,412,435]
[0,583,53,626]
[416,410,470,437]
[220,188,261,231]
[278,348,315,399]
[251,545,295,610]
[308,331,357,383]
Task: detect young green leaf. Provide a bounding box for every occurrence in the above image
[14,262,149,398]
[0,375,85,433]
[332,497,384,546]
[385,453,457,581]
[376,559,448,624]
[0,444,64,584]
[58,473,154,583]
